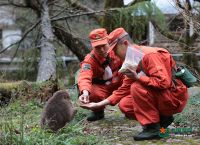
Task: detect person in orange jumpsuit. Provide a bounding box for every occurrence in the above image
[83,28,188,141]
[78,28,124,121]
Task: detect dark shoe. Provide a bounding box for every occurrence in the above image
[87,110,104,121]
[160,115,174,128]
[133,123,161,141]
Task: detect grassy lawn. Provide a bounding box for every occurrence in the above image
[0,95,100,145]
[1,87,200,145]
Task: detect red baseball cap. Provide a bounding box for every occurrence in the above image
[89,28,108,48]
[108,28,128,53]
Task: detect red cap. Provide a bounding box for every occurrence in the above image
[89,28,108,48]
[108,28,128,53]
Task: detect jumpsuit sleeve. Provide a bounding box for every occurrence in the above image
[107,76,133,105]
[139,53,172,89]
[78,61,94,94]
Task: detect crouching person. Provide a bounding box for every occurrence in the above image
[106,28,189,141]
[77,28,124,121]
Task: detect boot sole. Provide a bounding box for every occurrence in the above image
[133,135,161,141]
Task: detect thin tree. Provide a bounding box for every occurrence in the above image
[36,0,56,82]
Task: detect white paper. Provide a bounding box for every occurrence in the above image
[119,45,144,73]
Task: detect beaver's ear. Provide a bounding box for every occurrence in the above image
[63,91,70,99]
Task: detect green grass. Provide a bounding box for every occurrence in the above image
[0,97,99,145]
[174,92,200,127]
[1,85,200,145]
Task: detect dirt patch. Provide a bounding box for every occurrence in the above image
[82,106,200,145]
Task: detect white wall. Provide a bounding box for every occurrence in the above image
[2,29,21,49]
[0,6,22,50]
[123,0,133,5]
[148,22,155,45]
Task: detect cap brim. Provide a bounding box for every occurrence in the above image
[91,38,108,48]
[107,42,117,53]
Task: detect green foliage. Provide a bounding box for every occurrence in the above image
[18,49,39,81]
[102,1,166,43]
[174,93,200,127]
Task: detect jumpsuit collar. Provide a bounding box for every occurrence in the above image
[92,50,107,65]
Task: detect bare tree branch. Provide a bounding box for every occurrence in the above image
[53,24,90,61]
[186,0,192,11]
[0,3,71,54]
[175,0,185,10]
[0,19,41,54]
[68,0,100,21]
[151,19,199,52]
[190,33,199,44]
[151,20,185,43]
[51,8,118,21]
[70,0,94,12]
[0,0,28,8]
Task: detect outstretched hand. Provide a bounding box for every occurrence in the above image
[79,99,110,111]
[80,102,101,110]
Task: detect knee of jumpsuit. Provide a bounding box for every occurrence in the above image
[88,84,110,112]
[130,82,160,125]
[89,90,106,112]
[118,95,136,119]
[89,85,108,103]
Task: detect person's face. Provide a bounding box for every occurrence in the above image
[114,42,128,61]
[94,44,109,57]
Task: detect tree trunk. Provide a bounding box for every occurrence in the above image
[37,0,56,82]
[53,24,90,61]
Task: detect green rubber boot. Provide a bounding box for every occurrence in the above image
[87,110,104,121]
[133,123,161,141]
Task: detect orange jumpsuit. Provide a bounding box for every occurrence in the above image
[78,49,123,111]
[107,44,188,124]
